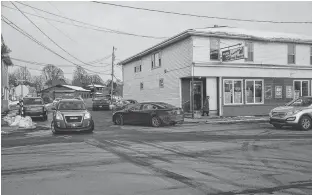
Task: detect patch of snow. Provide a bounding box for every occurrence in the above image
[194,27,312,42]
[62,85,90,92]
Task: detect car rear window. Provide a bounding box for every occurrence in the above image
[58,101,86,110]
[24,98,43,105]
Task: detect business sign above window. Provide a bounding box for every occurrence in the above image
[221,46,245,62]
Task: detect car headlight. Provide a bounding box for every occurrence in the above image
[287,110,302,115]
[84,112,91,119]
[56,111,63,120]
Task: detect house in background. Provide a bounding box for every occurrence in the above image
[119,27,312,117]
[40,84,90,102]
[86,84,107,97]
[1,35,14,112]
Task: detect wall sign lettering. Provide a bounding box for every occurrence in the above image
[275,86,282,99]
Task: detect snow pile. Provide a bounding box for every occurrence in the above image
[194,27,312,42]
[3,114,36,129]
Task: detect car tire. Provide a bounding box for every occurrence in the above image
[43,114,48,121]
[151,116,162,127]
[51,121,58,134]
[114,114,124,125]
[87,121,94,133]
[299,116,312,131]
[273,124,283,129]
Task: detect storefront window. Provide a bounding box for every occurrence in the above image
[223,79,243,105]
[294,80,310,98]
[245,80,264,104]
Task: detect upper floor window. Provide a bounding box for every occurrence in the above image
[310,46,312,65]
[210,38,220,61]
[159,78,164,88]
[245,41,254,62]
[151,52,161,69]
[287,44,296,64]
[134,65,141,73]
[140,82,144,90]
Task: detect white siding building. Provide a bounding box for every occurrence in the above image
[119,27,312,117]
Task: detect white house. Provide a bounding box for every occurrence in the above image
[118,27,312,117]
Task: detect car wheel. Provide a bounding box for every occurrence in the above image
[114,114,124,125]
[299,116,312,131]
[273,124,283,129]
[51,121,58,134]
[151,116,161,127]
[43,114,48,121]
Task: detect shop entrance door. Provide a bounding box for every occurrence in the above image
[190,81,203,111]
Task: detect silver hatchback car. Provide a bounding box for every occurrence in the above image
[269,96,312,130]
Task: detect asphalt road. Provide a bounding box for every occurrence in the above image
[2,110,312,195]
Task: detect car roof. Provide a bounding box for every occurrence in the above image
[59,99,83,102]
[23,97,42,99]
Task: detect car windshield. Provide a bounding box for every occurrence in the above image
[154,102,175,109]
[286,98,312,107]
[58,101,86,110]
[24,98,43,105]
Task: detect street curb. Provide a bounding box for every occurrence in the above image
[184,119,269,124]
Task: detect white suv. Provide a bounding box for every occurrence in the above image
[269,96,312,130]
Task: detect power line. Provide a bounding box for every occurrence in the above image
[11,2,101,69]
[13,2,168,39]
[10,57,112,69]
[92,1,312,24]
[32,3,77,43]
[3,5,168,40]
[1,15,107,75]
[10,57,112,74]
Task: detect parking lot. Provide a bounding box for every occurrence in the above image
[2,107,312,195]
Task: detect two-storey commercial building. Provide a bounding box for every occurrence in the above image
[119,27,312,117]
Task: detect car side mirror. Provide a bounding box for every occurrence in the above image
[51,107,56,110]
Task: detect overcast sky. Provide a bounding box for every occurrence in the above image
[2,1,312,82]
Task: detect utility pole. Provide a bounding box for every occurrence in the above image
[111,46,115,102]
[191,62,194,119]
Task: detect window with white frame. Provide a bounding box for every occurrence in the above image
[151,52,161,69]
[223,79,243,105]
[245,41,254,62]
[210,38,220,60]
[134,65,141,73]
[310,46,312,65]
[294,80,310,98]
[287,44,296,64]
[245,79,264,104]
[140,82,144,90]
[159,78,164,88]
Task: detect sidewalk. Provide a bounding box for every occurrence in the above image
[184,115,269,124]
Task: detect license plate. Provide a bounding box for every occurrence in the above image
[70,117,78,120]
[72,124,76,127]
[99,106,102,108]
[176,110,180,115]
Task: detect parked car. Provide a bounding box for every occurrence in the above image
[92,95,110,111]
[114,99,138,111]
[112,102,184,127]
[20,97,48,121]
[51,99,94,134]
[269,96,312,130]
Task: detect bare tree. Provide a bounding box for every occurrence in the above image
[72,66,90,87]
[14,66,32,84]
[89,74,104,85]
[42,64,65,87]
[32,75,45,92]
